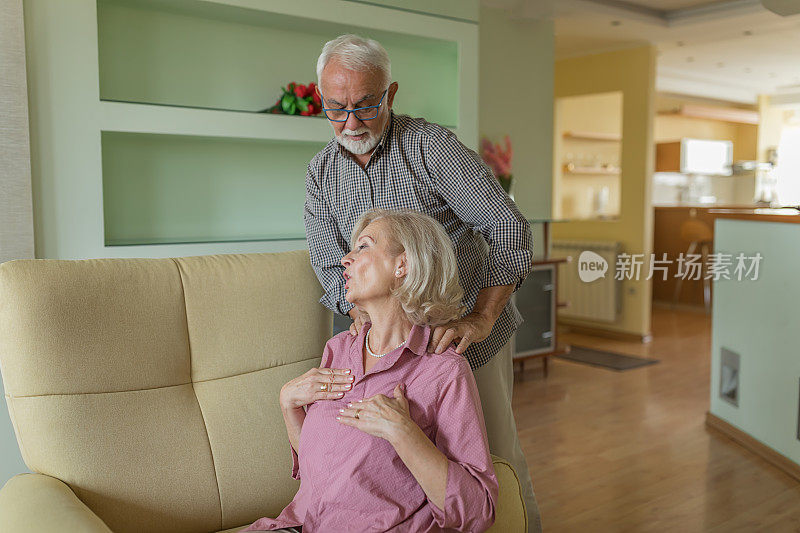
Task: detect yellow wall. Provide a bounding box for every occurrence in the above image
[554,91,622,219]
[757,95,781,162]
[552,46,656,338]
[757,94,800,163]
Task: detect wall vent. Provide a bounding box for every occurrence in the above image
[720,348,740,407]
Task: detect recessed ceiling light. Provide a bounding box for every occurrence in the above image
[611,20,621,26]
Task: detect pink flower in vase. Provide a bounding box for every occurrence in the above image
[481,135,513,192]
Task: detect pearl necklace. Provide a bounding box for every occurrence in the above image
[366,328,406,358]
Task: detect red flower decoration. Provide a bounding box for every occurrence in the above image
[263,81,323,117]
[294,84,311,98]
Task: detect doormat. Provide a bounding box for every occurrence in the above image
[557,346,659,371]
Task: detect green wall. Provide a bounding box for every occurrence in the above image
[98,0,460,127]
[711,218,800,466]
[345,0,479,22]
[102,132,323,245]
[479,6,554,223]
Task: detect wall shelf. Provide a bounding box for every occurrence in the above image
[20,0,478,258]
[657,104,759,125]
[562,165,620,176]
[99,101,334,143]
[563,131,621,142]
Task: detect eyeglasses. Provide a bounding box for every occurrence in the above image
[320,89,388,123]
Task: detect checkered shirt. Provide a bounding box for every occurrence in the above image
[304,112,533,370]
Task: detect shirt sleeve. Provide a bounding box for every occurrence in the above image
[429,358,499,531]
[303,160,354,316]
[426,130,533,291]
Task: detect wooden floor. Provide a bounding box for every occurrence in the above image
[513,306,800,532]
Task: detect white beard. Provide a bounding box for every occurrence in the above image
[335,127,381,155]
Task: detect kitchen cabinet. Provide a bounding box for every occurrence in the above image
[656,139,733,175]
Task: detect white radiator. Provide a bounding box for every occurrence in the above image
[551,240,621,323]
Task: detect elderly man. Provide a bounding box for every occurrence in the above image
[304,34,542,532]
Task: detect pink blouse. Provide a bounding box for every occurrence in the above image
[243,323,498,532]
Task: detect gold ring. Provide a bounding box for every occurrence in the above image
[355,409,360,419]
[320,383,328,392]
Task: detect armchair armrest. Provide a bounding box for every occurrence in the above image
[487,454,527,533]
[0,473,111,533]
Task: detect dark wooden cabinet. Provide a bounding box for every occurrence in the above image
[513,259,570,377]
[514,263,556,357]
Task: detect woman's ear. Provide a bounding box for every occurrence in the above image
[395,253,407,278]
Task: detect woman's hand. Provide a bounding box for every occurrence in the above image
[339,384,450,510]
[279,367,354,410]
[336,383,417,444]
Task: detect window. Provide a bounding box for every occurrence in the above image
[774,125,800,206]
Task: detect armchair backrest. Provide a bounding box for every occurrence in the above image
[0,251,330,533]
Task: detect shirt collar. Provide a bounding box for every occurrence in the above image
[374,111,393,152]
[404,323,432,357]
[351,321,431,381]
[358,321,429,357]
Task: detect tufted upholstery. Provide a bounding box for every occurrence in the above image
[0,251,526,532]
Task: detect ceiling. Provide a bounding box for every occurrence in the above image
[619,0,723,10]
[484,0,800,103]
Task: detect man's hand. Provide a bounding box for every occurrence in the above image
[427,311,494,355]
[348,307,369,336]
[428,283,514,355]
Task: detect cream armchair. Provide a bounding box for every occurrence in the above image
[0,251,526,533]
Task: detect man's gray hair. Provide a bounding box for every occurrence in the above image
[316,34,391,90]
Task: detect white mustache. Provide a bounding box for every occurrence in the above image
[342,128,369,136]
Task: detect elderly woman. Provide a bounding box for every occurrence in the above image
[243,208,498,532]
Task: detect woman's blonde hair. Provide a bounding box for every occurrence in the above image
[351,208,465,326]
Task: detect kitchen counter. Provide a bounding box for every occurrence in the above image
[653,204,760,209]
[653,206,800,306]
[708,208,800,224]
[652,206,742,306]
[709,217,800,474]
